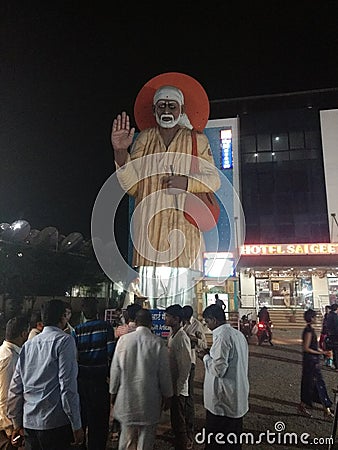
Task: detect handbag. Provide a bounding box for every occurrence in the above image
[324,335,333,350]
[183,130,220,231]
[324,334,338,350]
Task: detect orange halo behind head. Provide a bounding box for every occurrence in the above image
[134,72,210,132]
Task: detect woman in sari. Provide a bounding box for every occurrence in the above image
[298,308,334,418]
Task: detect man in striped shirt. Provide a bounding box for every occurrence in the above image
[72,297,115,450]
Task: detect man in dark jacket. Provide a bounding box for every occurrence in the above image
[326,303,338,369]
[258,306,273,345]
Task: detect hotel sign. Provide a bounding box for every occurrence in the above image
[241,243,338,256]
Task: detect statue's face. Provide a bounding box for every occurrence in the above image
[153,100,182,129]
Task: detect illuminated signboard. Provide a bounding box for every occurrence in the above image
[220,129,233,169]
[241,243,338,256]
[203,252,235,278]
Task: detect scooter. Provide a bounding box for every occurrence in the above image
[256,321,273,346]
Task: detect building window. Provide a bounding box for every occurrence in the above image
[257,134,271,152]
[242,135,256,153]
[272,133,288,151]
[289,131,305,149]
[240,109,328,244]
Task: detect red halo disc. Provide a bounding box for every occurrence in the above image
[134,72,210,132]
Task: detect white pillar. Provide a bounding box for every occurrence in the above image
[312,275,329,311]
[239,271,256,307]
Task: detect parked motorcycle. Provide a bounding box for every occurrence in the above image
[239,313,255,341]
[256,321,273,346]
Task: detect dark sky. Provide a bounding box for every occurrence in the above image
[1,2,338,240]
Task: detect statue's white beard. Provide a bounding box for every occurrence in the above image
[155,112,181,129]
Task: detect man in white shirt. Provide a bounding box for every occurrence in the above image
[197,304,249,450]
[182,305,208,447]
[110,308,173,450]
[0,316,28,449]
[8,299,84,450]
[165,304,192,450]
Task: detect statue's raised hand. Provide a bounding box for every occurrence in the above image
[111,111,135,166]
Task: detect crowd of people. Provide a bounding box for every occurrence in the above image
[3,296,338,450]
[0,296,250,450]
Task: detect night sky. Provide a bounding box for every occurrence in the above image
[1,2,338,240]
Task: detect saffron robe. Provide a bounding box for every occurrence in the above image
[116,127,220,271]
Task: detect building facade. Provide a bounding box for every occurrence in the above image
[209,89,338,312]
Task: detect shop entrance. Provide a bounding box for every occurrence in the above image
[256,277,313,309]
[328,276,338,304]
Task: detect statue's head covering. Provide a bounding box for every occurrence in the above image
[153,85,184,106]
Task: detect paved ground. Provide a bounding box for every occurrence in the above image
[107,328,338,449]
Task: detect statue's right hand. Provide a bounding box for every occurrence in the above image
[111,112,135,159]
